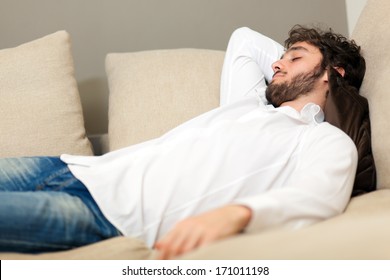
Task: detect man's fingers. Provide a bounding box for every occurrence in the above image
[179,226,204,254]
[154,206,252,259]
[155,233,184,260]
[155,220,204,259]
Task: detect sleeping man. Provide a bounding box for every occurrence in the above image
[0,25,366,259]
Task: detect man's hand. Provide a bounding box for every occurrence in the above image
[154,205,252,260]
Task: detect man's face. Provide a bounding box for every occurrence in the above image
[266,42,326,107]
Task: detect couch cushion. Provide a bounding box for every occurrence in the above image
[179,190,390,259]
[324,69,376,196]
[0,236,153,260]
[106,49,224,151]
[0,31,93,157]
[352,0,390,190]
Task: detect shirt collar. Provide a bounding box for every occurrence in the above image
[300,103,324,124]
[268,103,324,125]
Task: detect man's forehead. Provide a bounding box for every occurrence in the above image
[281,42,320,58]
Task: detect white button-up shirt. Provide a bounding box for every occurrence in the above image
[61,27,357,247]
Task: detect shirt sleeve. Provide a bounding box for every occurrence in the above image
[232,124,358,233]
[220,27,284,106]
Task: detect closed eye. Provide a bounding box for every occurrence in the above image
[291,57,302,62]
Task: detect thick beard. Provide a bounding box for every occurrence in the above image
[266,64,325,107]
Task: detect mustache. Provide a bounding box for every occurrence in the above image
[272,70,287,78]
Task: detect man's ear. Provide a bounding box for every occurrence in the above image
[334,66,345,77]
[324,67,345,83]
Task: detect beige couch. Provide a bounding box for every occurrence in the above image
[1,0,390,260]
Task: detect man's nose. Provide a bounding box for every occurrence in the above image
[272,60,283,72]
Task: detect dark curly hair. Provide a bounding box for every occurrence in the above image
[285,25,365,90]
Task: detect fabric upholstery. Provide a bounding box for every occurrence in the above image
[324,69,376,196]
[0,236,153,260]
[0,31,92,157]
[179,189,390,260]
[106,49,224,151]
[352,0,390,190]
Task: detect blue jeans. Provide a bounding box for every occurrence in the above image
[0,156,121,253]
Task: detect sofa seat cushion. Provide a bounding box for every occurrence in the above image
[0,236,153,260]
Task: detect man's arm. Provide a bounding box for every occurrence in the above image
[220,27,284,106]
[154,204,251,260]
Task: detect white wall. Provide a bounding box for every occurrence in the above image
[346,0,368,35]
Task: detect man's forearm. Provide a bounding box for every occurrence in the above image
[154,204,252,260]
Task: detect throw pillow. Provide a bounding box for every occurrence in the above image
[324,69,376,196]
[0,31,93,157]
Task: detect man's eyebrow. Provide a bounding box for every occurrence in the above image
[280,46,310,59]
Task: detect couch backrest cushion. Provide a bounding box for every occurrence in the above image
[106,49,224,151]
[0,31,93,157]
[352,0,390,190]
